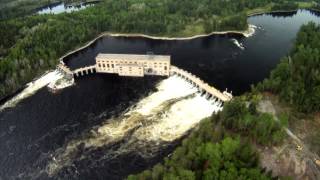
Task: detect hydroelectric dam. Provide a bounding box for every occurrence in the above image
[57,53,232,103]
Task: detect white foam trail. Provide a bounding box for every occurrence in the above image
[134,75,197,115]
[231,38,245,50]
[48,75,74,90]
[243,24,256,37]
[0,70,70,111]
[45,75,224,177]
[231,24,257,49]
[138,93,220,142]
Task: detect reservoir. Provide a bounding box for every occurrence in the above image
[0,10,319,180]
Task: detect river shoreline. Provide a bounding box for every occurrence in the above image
[1,9,304,102]
[59,9,311,62]
[247,9,299,16]
[59,25,255,62]
[0,9,314,102]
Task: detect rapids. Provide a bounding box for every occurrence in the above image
[0,70,71,111]
[19,75,222,179]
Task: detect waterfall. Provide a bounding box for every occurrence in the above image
[41,75,223,177]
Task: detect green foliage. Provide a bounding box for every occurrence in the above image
[221,98,286,145]
[271,1,299,11]
[257,22,320,113]
[129,136,271,180]
[312,2,320,10]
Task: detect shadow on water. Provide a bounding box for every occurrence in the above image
[265,10,298,18]
[309,9,320,16]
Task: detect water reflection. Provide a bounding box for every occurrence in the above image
[265,11,298,18]
[37,1,100,14]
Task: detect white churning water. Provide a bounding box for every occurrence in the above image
[0,70,74,112]
[45,75,223,177]
[0,70,71,111]
[244,24,257,37]
[231,24,257,50]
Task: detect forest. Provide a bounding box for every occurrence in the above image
[313,2,320,10]
[127,97,288,179]
[0,0,315,100]
[257,22,320,113]
[271,1,299,11]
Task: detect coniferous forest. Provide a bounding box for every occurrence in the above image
[0,0,315,100]
[257,22,320,113]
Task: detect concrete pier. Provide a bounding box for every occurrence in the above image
[73,65,96,77]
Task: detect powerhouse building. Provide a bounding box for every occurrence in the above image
[95,53,171,77]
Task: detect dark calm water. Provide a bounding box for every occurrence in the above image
[0,10,319,180]
[65,10,320,95]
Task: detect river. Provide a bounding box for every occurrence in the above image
[0,10,319,180]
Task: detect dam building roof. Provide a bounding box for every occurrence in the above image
[96,53,170,62]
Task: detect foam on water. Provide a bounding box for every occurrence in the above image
[231,38,245,50]
[243,24,257,37]
[47,76,74,90]
[0,71,60,111]
[137,93,221,142]
[41,75,223,177]
[134,75,197,115]
[0,70,73,111]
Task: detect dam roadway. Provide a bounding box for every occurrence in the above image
[169,66,232,102]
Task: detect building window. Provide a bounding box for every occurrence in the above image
[111,64,114,68]
[103,64,105,68]
[107,64,110,68]
[164,66,167,70]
